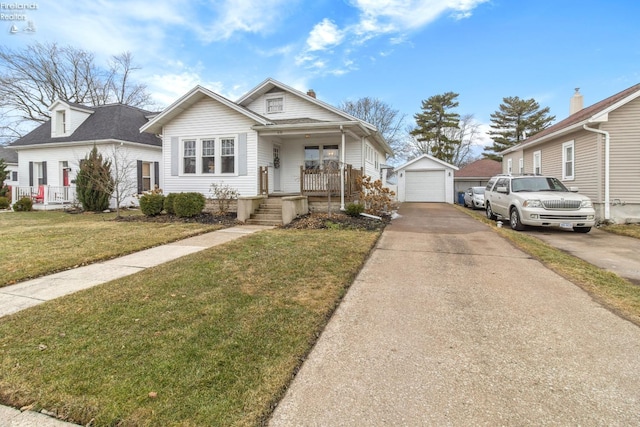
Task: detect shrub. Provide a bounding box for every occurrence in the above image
[13,197,33,212]
[139,193,165,216]
[173,192,205,218]
[164,193,177,215]
[357,176,397,216]
[345,202,365,217]
[209,182,239,214]
[0,196,9,210]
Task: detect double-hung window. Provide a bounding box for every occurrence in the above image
[518,158,524,174]
[304,145,339,170]
[221,138,235,174]
[202,139,215,174]
[181,136,236,175]
[266,95,284,113]
[533,150,542,175]
[507,158,513,174]
[562,141,574,180]
[183,140,196,174]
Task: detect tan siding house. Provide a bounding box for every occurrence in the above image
[501,84,640,223]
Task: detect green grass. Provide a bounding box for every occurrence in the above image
[0,210,222,287]
[0,229,380,426]
[457,206,640,326]
[600,223,640,239]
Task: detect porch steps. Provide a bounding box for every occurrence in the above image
[245,199,283,226]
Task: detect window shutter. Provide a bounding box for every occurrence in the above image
[171,137,179,176]
[29,162,33,186]
[41,162,47,185]
[154,162,160,188]
[238,133,247,176]
[137,160,143,194]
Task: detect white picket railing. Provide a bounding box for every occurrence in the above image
[11,185,76,207]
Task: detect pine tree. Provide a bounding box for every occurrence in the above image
[410,92,460,164]
[483,96,555,161]
[76,146,114,211]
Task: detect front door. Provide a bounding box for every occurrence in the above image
[273,145,281,192]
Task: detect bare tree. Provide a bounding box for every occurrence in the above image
[339,97,409,164]
[0,43,152,143]
[107,144,139,218]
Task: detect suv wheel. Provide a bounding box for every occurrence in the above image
[510,208,525,231]
[486,203,497,220]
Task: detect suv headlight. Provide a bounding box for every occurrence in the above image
[523,200,542,208]
[581,200,593,208]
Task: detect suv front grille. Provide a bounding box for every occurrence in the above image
[542,200,581,210]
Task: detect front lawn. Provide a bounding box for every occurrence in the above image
[0,210,223,287]
[0,228,379,426]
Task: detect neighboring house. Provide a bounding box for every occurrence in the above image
[0,145,19,189]
[501,84,640,224]
[9,101,162,209]
[140,78,392,223]
[394,154,458,204]
[454,158,502,195]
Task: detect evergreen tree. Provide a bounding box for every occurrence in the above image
[76,146,114,211]
[0,158,8,197]
[483,96,555,161]
[410,92,461,164]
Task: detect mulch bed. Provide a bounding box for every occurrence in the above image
[114,211,240,226]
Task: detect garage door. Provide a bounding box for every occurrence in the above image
[405,170,446,202]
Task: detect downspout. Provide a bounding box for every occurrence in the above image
[340,125,345,210]
[583,124,610,220]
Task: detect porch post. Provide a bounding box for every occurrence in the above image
[340,126,345,210]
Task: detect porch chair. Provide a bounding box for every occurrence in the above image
[33,185,45,203]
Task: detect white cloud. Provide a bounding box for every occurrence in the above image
[306,19,345,51]
[195,0,295,43]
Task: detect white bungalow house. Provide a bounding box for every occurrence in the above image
[0,145,19,190]
[9,101,162,209]
[140,78,392,224]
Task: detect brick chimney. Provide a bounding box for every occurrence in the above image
[570,87,583,115]
[307,89,316,98]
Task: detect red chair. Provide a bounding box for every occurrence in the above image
[34,185,45,203]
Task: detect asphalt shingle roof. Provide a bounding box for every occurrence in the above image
[10,103,161,148]
[455,158,502,178]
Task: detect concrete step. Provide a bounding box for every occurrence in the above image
[246,218,282,226]
[250,213,282,221]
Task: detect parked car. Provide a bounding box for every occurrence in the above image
[464,186,485,209]
[484,174,596,233]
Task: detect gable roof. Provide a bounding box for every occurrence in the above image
[455,158,501,178]
[0,145,18,163]
[394,154,459,172]
[10,104,161,148]
[140,85,272,135]
[237,78,377,132]
[502,83,640,155]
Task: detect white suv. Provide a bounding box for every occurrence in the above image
[484,175,596,233]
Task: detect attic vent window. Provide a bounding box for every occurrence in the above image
[266,96,284,113]
[56,110,67,135]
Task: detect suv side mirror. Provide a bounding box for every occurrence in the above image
[569,186,579,192]
[496,186,509,194]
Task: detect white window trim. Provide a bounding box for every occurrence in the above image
[507,158,513,174]
[562,140,575,181]
[533,150,542,175]
[180,136,238,176]
[518,158,524,174]
[265,93,285,114]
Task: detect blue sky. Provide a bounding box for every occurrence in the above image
[3,0,639,151]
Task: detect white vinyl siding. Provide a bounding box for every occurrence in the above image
[246,93,345,122]
[562,140,575,180]
[162,97,258,196]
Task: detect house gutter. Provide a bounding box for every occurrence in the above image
[583,124,610,221]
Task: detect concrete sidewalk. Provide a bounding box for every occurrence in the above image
[269,203,640,425]
[0,224,272,427]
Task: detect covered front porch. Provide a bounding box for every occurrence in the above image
[9,185,76,210]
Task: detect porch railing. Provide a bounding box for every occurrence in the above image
[11,185,76,205]
[299,165,362,197]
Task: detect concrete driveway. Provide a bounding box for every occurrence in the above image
[270,203,640,425]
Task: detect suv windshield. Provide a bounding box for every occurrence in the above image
[511,177,569,192]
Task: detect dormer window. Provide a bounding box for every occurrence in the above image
[266,95,284,113]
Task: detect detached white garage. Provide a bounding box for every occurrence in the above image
[395,154,458,203]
